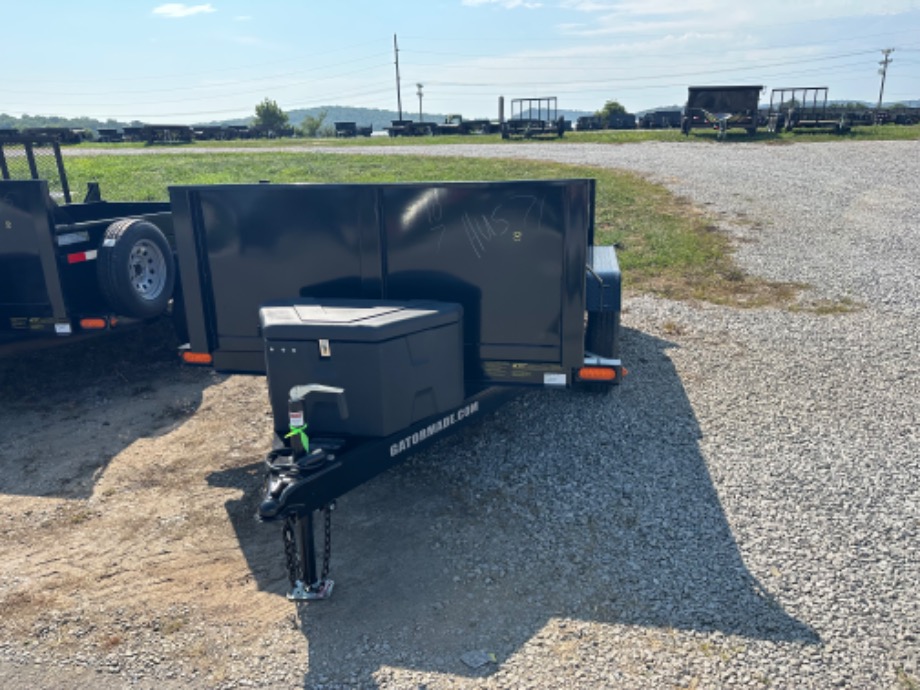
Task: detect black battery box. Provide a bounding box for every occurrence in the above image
[260,299,464,438]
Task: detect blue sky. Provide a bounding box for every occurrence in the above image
[2,1,918,123]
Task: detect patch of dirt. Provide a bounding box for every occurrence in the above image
[0,320,294,677]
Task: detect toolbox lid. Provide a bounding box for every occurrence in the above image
[260,299,462,343]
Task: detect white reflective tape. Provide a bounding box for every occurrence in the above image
[544,373,567,387]
[56,231,90,247]
[55,323,72,335]
[84,250,98,261]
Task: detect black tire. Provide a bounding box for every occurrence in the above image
[97,218,175,319]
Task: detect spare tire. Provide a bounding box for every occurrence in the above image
[97,218,175,319]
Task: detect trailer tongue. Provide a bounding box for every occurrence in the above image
[169,179,622,600]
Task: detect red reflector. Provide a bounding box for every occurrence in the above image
[66,249,97,264]
[578,366,617,381]
[79,318,108,330]
[182,352,213,365]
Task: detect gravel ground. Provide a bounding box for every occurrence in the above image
[6,140,920,688]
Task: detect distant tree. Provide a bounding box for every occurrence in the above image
[595,100,627,119]
[253,98,289,132]
[299,110,327,138]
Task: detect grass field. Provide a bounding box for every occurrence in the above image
[66,149,805,308]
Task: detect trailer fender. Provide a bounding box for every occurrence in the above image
[97,218,176,319]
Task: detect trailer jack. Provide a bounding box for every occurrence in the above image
[282,506,335,601]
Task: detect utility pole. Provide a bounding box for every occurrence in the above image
[416,83,424,122]
[394,34,403,121]
[876,48,894,123]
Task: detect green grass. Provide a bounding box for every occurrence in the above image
[66,150,804,308]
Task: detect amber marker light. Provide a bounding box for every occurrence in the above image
[79,318,108,330]
[578,366,617,381]
[182,352,213,365]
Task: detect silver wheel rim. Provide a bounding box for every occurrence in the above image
[127,239,168,301]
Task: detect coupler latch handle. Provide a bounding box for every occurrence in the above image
[286,384,349,458]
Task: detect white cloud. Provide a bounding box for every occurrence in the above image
[234,15,252,21]
[152,4,217,18]
[558,0,915,27]
[553,0,918,38]
[462,0,542,8]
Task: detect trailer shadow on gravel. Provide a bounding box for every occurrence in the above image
[0,319,216,499]
[210,325,819,686]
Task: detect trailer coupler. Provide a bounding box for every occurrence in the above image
[261,444,341,601]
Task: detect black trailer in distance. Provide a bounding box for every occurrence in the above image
[682,85,763,138]
[168,179,623,600]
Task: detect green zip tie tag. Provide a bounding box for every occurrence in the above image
[285,424,309,452]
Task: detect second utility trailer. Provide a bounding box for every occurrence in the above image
[0,137,176,354]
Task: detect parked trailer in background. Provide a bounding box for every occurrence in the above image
[385,119,437,137]
[333,122,374,138]
[766,87,851,134]
[681,85,763,137]
[434,115,494,135]
[576,113,637,131]
[638,110,682,130]
[501,97,565,139]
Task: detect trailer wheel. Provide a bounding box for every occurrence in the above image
[97,218,175,319]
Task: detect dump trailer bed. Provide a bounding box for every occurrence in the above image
[170,179,619,383]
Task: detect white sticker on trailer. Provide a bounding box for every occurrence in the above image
[57,231,90,246]
[55,323,72,334]
[544,373,567,387]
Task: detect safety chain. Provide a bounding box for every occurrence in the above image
[282,515,299,588]
[321,504,333,582]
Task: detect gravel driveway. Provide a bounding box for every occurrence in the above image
[5,140,919,688]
